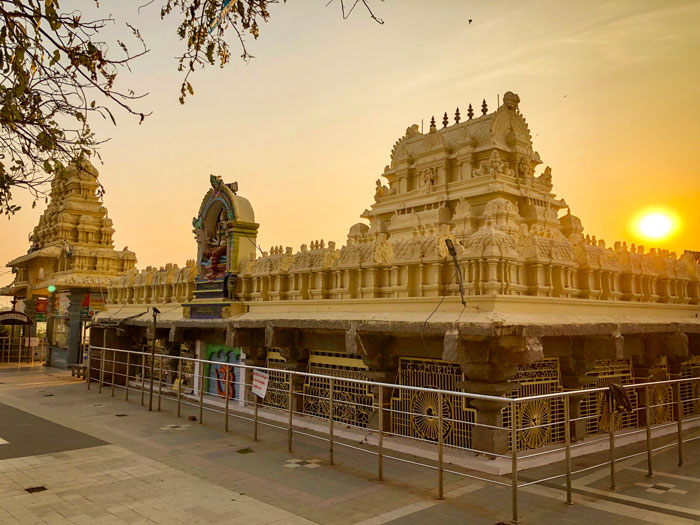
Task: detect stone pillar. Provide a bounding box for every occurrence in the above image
[444,331,544,455]
[345,324,394,430]
[549,338,595,442]
[263,326,307,411]
[639,332,689,376]
[66,288,87,366]
[45,293,56,365]
[164,340,181,387]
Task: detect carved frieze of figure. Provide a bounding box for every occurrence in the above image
[279,248,293,272]
[373,234,394,264]
[518,157,534,179]
[454,197,471,219]
[536,166,553,187]
[321,242,340,269]
[419,167,437,193]
[374,179,389,202]
[472,150,512,178]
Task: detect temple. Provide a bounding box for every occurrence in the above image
[1,160,136,366]
[4,91,699,455]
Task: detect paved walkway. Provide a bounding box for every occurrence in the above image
[0,363,698,524]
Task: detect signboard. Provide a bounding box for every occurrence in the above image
[0,310,33,325]
[25,337,39,347]
[35,298,47,314]
[252,369,270,398]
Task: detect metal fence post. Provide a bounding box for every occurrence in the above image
[564,395,572,505]
[288,371,293,452]
[99,347,105,394]
[676,381,684,467]
[111,349,116,397]
[438,391,444,500]
[608,392,616,490]
[86,346,91,391]
[199,362,205,424]
[148,352,155,412]
[125,352,130,401]
[378,384,384,481]
[176,358,182,417]
[225,365,231,432]
[157,355,163,411]
[140,350,146,406]
[511,399,519,525]
[644,385,653,477]
[329,378,335,465]
[254,388,259,441]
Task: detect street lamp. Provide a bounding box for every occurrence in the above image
[148,307,161,411]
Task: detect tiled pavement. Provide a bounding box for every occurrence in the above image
[0,363,699,524]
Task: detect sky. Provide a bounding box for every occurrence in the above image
[1,0,699,297]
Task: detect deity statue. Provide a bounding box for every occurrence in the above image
[489,151,505,176]
[421,168,436,193]
[374,179,386,201]
[201,208,228,281]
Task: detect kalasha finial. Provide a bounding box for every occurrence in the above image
[467,104,474,120]
[442,112,449,128]
[481,99,488,115]
[454,107,461,124]
[429,116,436,132]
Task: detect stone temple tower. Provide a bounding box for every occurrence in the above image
[2,159,137,366]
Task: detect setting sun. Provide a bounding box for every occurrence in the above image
[633,209,680,242]
[639,213,672,239]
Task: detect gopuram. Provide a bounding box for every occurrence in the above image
[1,160,136,367]
[83,92,700,455]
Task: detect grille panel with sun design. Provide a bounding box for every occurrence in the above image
[502,359,564,451]
[302,351,374,428]
[409,389,452,441]
[579,359,639,436]
[391,358,476,450]
[518,398,551,449]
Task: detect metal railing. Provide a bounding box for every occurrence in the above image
[0,336,48,365]
[86,345,700,524]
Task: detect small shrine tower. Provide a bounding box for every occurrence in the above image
[1,160,136,366]
[184,175,259,319]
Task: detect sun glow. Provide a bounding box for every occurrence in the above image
[632,209,679,242]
